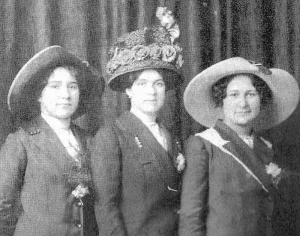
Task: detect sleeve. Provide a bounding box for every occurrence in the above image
[0,131,27,236]
[90,124,127,236]
[178,135,210,236]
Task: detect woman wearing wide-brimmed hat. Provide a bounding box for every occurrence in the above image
[0,46,102,236]
[179,57,300,236]
[91,7,184,236]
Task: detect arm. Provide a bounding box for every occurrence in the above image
[0,131,27,236]
[179,136,209,236]
[90,124,127,236]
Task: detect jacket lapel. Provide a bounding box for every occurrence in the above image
[24,116,79,174]
[116,112,179,189]
[200,120,273,192]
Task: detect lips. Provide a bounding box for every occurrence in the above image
[57,103,72,107]
[236,111,252,116]
[144,100,157,103]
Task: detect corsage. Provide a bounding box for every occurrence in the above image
[266,162,300,187]
[72,183,89,198]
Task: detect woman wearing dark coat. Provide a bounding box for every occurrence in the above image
[179,57,300,236]
[91,7,185,236]
[0,46,101,236]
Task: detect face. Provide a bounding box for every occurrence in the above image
[126,69,165,117]
[222,75,261,130]
[38,67,80,120]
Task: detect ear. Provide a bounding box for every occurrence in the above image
[125,88,132,98]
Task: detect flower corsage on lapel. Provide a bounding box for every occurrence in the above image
[67,155,92,200]
[174,140,186,173]
[266,162,300,187]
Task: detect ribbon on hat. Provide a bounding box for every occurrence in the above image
[248,60,272,75]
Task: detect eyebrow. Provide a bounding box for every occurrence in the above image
[227,89,257,92]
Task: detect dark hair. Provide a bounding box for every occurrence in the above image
[35,64,92,107]
[211,73,273,108]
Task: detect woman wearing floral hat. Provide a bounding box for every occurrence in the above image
[0,46,101,236]
[179,57,300,236]
[91,7,184,236]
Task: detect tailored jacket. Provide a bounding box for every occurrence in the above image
[0,116,98,236]
[91,111,181,236]
[179,120,276,236]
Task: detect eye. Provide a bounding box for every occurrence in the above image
[69,83,79,90]
[136,81,146,87]
[247,92,258,97]
[48,83,59,89]
[228,92,238,97]
[156,81,165,87]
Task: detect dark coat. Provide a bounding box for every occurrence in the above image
[179,121,276,236]
[0,116,98,236]
[91,111,181,236]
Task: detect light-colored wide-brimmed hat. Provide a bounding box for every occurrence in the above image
[184,57,300,130]
[106,7,184,92]
[8,45,102,120]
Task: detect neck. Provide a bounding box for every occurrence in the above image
[224,121,253,136]
[41,113,71,129]
[130,107,157,123]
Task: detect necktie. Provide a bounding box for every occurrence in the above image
[239,135,254,149]
[148,122,168,151]
[57,128,81,163]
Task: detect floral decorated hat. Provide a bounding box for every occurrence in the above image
[106,7,184,91]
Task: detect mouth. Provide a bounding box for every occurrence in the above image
[144,100,157,103]
[236,111,251,115]
[58,103,72,107]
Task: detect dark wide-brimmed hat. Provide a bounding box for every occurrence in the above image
[8,45,103,120]
[184,57,300,131]
[106,25,184,92]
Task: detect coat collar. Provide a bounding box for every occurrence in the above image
[22,116,86,173]
[198,120,274,192]
[116,111,179,189]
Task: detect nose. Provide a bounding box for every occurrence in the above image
[238,95,248,107]
[145,84,156,95]
[59,86,71,99]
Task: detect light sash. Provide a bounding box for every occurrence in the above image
[196,128,268,192]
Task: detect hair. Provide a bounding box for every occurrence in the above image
[211,73,273,108]
[35,64,92,107]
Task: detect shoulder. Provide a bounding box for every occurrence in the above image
[184,133,212,159]
[5,119,39,141]
[91,121,121,149]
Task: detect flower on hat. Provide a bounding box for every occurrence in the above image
[156,6,180,44]
[149,44,163,59]
[133,45,150,61]
[176,54,184,69]
[162,45,177,62]
[106,6,184,91]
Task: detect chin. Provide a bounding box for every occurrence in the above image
[235,119,255,126]
[54,112,74,120]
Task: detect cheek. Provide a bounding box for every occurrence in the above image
[250,98,261,111]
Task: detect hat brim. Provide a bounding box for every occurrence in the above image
[184,57,300,131]
[107,60,183,92]
[8,45,102,120]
